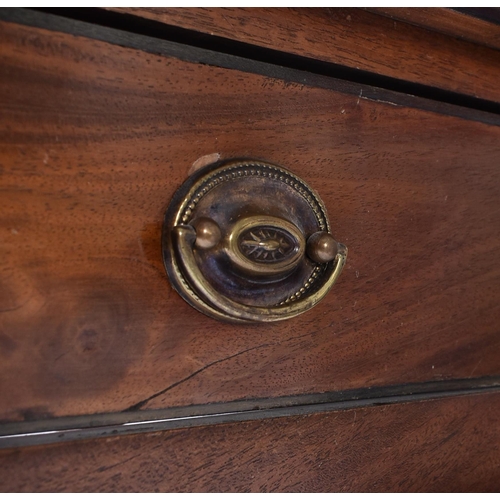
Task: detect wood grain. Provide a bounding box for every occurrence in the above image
[367,8,500,51]
[107,7,500,104]
[1,20,500,422]
[1,392,500,492]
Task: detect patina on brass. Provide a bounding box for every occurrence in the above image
[162,159,347,323]
[192,217,221,250]
[227,215,305,277]
[307,231,339,264]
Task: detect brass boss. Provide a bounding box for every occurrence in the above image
[162,159,347,323]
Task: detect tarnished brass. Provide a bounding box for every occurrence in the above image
[192,217,221,250]
[162,159,347,323]
[226,215,305,277]
[307,231,339,264]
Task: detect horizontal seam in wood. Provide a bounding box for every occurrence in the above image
[1,8,500,127]
[1,377,500,449]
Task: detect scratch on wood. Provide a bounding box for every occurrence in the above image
[357,89,363,105]
[361,95,400,106]
[124,343,274,412]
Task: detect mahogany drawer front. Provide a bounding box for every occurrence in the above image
[1,392,500,492]
[1,16,500,426]
[366,7,500,50]
[108,7,500,104]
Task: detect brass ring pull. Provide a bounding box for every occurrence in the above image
[162,159,347,323]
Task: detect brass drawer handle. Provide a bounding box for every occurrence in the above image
[162,159,347,323]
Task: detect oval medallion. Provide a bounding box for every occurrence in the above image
[227,215,306,277]
[238,226,298,264]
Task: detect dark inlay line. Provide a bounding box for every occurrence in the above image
[1,377,500,449]
[0,8,500,128]
[32,7,500,115]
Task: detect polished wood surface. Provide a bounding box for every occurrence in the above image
[1,19,500,423]
[1,392,499,492]
[367,8,500,50]
[108,7,500,103]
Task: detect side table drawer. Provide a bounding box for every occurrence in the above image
[1,17,500,426]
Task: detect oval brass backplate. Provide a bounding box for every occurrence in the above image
[162,159,347,323]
